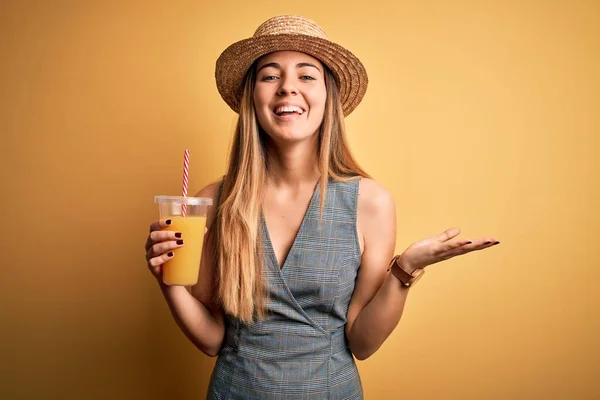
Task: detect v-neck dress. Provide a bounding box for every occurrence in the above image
[207,178,363,400]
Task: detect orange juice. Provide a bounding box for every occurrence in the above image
[161,215,207,286]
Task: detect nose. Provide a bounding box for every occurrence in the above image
[277,75,298,96]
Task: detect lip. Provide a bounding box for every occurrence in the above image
[273,112,303,122]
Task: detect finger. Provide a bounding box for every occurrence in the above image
[447,235,500,250]
[441,237,499,257]
[438,227,461,242]
[473,238,500,247]
[441,238,473,252]
[145,230,183,251]
[146,239,184,260]
[149,218,173,233]
[481,239,500,248]
[458,239,500,252]
[145,219,175,251]
[148,251,175,268]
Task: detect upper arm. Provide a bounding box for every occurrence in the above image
[345,178,396,335]
[190,179,224,322]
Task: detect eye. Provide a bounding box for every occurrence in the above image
[300,75,316,81]
[260,75,278,81]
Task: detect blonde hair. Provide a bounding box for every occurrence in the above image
[217,63,370,322]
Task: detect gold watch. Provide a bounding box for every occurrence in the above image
[387,255,425,288]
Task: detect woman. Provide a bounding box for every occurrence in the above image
[144,15,499,399]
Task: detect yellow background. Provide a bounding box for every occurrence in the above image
[1,0,598,399]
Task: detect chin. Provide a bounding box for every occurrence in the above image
[269,128,317,143]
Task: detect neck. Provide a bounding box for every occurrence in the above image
[265,136,321,189]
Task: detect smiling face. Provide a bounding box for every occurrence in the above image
[253,51,327,144]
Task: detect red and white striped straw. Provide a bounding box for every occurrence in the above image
[182,149,190,217]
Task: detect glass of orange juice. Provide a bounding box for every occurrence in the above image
[154,196,212,286]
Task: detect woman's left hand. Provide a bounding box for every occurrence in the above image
[398,227,499,272]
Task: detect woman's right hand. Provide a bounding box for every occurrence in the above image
[144,219,184,281]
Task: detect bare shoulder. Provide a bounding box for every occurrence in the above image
[194,178,223,229]
[356,178,395,254]
[357,177,395,217]
[194,179,222,199]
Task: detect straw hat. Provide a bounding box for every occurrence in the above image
[215,15,368,116]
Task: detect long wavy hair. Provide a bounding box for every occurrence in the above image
[216,60,370,322]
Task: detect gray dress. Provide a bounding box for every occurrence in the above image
[208,178,363,400]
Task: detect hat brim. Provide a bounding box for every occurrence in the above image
[215,34,368,116]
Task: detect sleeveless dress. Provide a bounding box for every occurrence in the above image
[207,178,363,400]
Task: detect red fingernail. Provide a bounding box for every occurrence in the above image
[485,241,491,244]
[176,240,184,245]
[175,232,182,238]
[166,219,172,225]
[466,241,472,244]
[167,252,174,257]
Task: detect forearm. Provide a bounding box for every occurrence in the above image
[347,270,411,360]
[160,283,224,357]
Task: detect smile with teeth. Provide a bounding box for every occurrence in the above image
[274,105,305,116]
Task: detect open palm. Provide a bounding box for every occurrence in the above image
[400,227,500,271]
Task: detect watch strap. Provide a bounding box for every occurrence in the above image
[387,256,424,287]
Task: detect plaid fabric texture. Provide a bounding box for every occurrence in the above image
[208,178,363,400]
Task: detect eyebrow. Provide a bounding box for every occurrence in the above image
[257,62,322,73]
